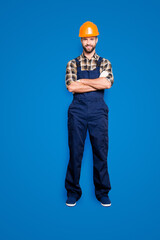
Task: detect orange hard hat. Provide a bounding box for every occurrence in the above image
[79,21,99,37]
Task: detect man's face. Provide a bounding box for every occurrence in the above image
[81,36,98,53]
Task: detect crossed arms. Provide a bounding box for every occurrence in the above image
[67,77,112,93]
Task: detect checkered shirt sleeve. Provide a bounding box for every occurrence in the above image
[100,59,114,86]
[65,60,77,88]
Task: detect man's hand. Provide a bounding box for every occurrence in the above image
[67,80,98,93]
[80,77,111,89]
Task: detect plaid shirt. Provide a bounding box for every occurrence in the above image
[65,52,114,88]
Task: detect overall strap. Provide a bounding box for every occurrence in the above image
[75,58,81,68]
[96,57,103,67]
[75,56,103,67]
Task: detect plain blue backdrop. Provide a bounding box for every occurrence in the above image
[0,0,160,239]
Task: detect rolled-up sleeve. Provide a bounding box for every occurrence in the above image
[101,59,114,86]
[65,60,77,88]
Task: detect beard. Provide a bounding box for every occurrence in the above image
[83,45,96,53]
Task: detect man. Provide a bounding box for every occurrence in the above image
[64,21,114,207]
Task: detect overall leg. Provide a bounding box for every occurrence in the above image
[88,102,111,201]
[65,104,87,200]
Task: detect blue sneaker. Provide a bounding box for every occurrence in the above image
[100,196,111,207]
[66,196,77,207]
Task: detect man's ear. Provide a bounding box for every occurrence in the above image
[96,37,98,44]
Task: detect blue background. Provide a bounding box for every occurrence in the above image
[0,0,160,239]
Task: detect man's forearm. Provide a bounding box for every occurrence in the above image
[68,81,98,93]
[80,77,111,89]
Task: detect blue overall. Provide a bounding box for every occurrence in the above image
[65,56,111,202]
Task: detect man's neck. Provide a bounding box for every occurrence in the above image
[83,50,96,60]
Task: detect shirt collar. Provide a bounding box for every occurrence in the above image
[80,51,99,61]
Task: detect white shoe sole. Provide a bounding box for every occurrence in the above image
[66,202,76,207]
[101,202,111,207]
